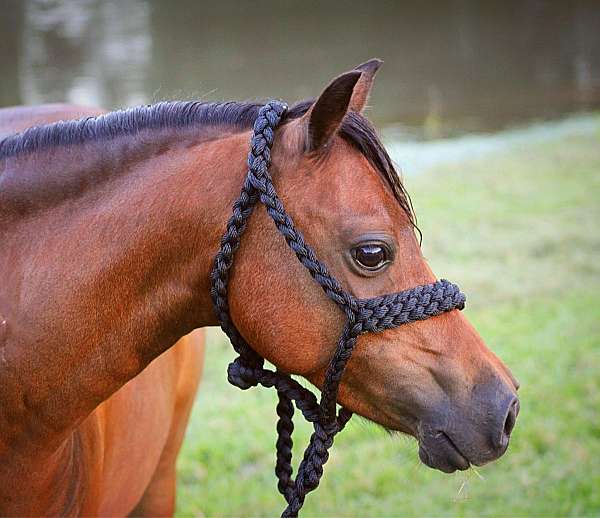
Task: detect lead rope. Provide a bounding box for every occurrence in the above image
[210,101,466,517]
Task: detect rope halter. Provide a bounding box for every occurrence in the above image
[210,101,466,517]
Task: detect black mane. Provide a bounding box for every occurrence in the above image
[0,100,417,227]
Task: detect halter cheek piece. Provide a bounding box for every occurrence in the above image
[210,101,466,517]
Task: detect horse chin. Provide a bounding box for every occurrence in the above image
[417,430,471,473]
[379,421,471,473]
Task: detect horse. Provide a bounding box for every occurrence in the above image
[0,105,205,516]
[0,59,519,516]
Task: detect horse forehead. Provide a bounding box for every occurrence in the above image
[315,144,398,213]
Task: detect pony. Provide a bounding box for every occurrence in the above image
[0,59,518,515]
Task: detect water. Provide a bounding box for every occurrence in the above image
[2,0,600,138]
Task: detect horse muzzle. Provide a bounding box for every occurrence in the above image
[417,381,520,473]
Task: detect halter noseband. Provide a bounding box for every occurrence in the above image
[210,101,466,517]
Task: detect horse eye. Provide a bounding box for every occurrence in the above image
[352,244,389,270]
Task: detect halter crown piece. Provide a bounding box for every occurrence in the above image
[210,101,466,517]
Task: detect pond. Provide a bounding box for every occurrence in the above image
[1,0,599,139]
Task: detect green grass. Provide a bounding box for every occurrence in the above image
[176,119,600,517]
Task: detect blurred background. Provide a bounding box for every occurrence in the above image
[2,1,599,516]
[2,0,600,136]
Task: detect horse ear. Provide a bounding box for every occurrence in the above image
[304,70,362,151]
[349,58,383,112]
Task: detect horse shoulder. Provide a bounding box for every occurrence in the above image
[90,330,204,515]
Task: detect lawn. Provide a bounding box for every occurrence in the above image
[176,118,600,517]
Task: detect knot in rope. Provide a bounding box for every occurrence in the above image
[227,357,262,390]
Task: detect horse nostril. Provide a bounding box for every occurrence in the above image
[503,398,519,437]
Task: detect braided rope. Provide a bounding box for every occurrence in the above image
[210,101,466,516]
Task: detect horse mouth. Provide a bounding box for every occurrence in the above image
[418,431,471,473]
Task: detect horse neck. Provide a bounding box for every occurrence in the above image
[0,126,249,463]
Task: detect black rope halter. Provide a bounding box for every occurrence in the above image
[210,101,466,517]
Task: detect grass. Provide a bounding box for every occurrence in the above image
[175,118,600,517]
